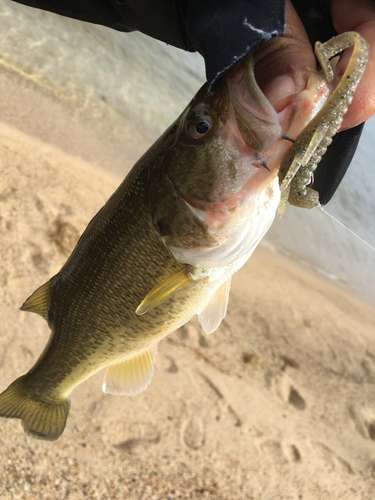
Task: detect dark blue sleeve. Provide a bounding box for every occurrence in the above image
[11,0,286,85]
[107,0,286,86]
[185,0,286,85]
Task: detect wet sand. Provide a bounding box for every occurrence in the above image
[1,113,375,499]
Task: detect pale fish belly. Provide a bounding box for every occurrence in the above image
[169,176,280,268]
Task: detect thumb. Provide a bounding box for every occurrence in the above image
[331,0,375,129]
[252,0,317,111]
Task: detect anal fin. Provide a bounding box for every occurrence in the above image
[103,345,158,396]
[198,277,231,335]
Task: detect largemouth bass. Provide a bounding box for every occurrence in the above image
[0,33,368,441]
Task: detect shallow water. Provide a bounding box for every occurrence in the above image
[1,0,374,305]
[0,0,205,143]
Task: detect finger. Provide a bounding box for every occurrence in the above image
[331,0,375,129]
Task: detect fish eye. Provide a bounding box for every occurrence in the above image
[188,115,213,139]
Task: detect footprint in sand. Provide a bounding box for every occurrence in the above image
[30,245,50,273]
[310,442,353,474]
[348,405,375,441]
[258,440,302,465]
[265,370,306,410]
[49,217,80,255]
[114,434,160,452]
[107,419,160,451]
[288,444,302,462]
[361,350,375,382]
[181,414,205,449]
[199,372,242,426]
[166,357,179,373]
[259,440,288,465]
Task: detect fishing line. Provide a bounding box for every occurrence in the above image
[318,204,375,253]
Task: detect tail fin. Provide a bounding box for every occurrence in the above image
[0,375,70,441]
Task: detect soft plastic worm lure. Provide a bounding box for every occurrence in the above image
[278,32,370,216]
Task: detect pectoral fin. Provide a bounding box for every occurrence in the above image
[103,345,158,396]
[20,276,55,321]
[135,266,205,316]
[198,277,231,335]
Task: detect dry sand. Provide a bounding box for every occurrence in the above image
[1,105,375,499]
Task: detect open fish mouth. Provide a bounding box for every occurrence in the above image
[223,52,335,178]
[224,54,283,162]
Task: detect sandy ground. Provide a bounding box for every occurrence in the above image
[1,99,375,499]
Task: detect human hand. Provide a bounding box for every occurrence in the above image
[331,0,375,129]
[253,0,375,131]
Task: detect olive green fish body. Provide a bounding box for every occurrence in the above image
[40,164,225,364]
[1,39,355,440]
[0,140,234,440]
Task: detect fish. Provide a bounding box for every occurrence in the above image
[0,32,368,441]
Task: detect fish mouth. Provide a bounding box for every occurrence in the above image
[224,55,332,173]
[225,54,282,159]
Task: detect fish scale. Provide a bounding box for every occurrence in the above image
[21,159,226,410]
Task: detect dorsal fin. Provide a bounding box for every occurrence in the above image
[20,276,55,321]
[102,345,158,396]
[198,277,231,334]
